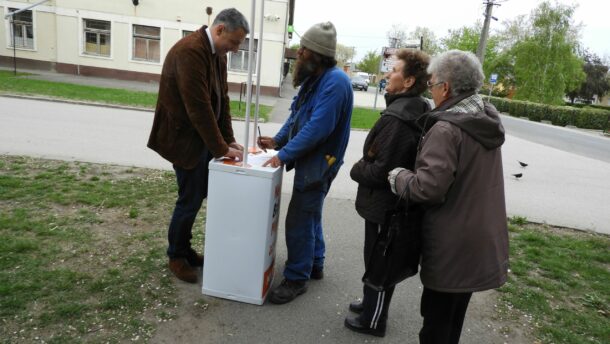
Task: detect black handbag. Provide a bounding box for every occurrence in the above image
[362,186,422,291]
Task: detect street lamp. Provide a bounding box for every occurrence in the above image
[4,0,52,76]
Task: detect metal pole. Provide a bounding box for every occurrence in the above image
[476,0,494,63]
[3,0,51,18]
[373,49,383,109]
[4,0,52,76]
[12,16,17,76]
[242,0,257,165]
[252,0,266,150]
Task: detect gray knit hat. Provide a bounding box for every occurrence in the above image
[300,22,337,58]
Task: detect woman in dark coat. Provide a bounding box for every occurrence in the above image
[344,49,430,337]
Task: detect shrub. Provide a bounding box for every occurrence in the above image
[487,96,610,131]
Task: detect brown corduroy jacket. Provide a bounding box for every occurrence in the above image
[147,26,235,169]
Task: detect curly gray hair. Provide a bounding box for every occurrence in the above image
[427,50,484,96]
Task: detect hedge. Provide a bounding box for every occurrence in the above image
[486,96,610,131]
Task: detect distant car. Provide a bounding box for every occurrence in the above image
[351,77,368,91]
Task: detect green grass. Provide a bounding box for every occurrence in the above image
[498,217,610,343]
[0,156,208,342]
[351,107,382,129]
[0,70,271,121]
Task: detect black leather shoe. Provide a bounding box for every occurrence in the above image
[310,266,324,280]
[349,300,364,314]
[269,279,308,304]
[186,249,204,267]
[344,313,386,337]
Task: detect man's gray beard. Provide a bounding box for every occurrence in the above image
[292,59,317,88]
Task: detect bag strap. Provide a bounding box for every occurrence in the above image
[393,178,410,211]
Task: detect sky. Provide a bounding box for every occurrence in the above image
[292,0,610,62]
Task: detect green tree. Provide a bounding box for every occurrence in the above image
[496,15,531,52]
[512,1,584,105]
[566,51,610,103]
[356,50,381,75]
[440,24,499,76]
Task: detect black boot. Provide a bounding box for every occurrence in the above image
[344,313,386,337]
[269,279,308,304]
[349,300,364,313]
[310,266,324,280]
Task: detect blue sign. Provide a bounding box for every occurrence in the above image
[490,73,498,84]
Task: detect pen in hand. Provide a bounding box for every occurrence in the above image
[257,126,267,153]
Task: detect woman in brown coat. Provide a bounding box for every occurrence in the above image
[389,50,509,344]
[344,49,430,337]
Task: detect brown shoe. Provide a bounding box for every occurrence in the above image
[168,258,198,283]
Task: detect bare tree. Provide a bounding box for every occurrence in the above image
[407,26,440,55]
[386,24,407,48]
[335,43,356,68]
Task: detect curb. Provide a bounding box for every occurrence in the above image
[0,92,153,113]
[0,93,261,121]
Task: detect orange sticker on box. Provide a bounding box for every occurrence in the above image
[262,259,275,298]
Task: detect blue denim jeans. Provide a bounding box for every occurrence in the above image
[166,151,212,259]
[283,178,333,281]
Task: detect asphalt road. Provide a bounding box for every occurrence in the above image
[501,115,610,163]
[1,96,608,234]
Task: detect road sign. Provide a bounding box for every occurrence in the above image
[490,73,498,84]
[380,47,398,73]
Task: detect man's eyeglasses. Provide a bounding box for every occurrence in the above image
[427,80,444,89]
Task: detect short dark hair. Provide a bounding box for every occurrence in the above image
[212,8,249,34]
[396,48,430,95]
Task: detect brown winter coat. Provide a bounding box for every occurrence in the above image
[147,26,235,169]
[394,93,509,293]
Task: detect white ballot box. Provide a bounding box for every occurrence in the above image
[202,151,283,305]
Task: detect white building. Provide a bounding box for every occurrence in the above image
[1,0,295,95]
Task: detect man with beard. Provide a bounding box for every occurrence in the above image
[257,22,353,304]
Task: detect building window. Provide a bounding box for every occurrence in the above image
[182,30,194,38]
[133,25,160,62]
[228,38,257,72]
[8,8,33,49]
[83,19,111,57]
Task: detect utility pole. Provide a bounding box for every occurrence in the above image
[476,0,501,63]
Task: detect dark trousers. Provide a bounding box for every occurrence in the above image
[283,182,331,281]
[359,220,395,328]
[419,287,473,344]
[166,151,212,259]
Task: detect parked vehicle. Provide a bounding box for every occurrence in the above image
[351,76,368,91]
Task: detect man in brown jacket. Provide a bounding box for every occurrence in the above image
[389,50,509,344]
[147,8,248,283]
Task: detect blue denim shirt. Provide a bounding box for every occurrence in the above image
[274,67,353,191]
